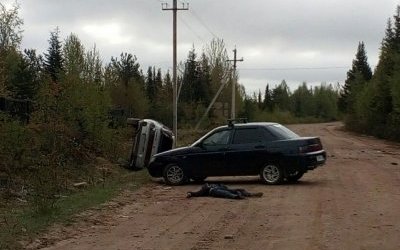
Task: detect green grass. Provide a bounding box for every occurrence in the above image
[0,170,150,250]
[253,110,335,125]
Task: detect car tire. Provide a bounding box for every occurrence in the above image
[286,170,304,183]
[191,176,207,183]
[163,163,186,186]
[260,164,283,185]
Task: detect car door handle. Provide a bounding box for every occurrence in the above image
[255,145,265,149]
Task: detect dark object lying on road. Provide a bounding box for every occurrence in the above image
[186,183,263,199]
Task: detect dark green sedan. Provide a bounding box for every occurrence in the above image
[148,122,326,185]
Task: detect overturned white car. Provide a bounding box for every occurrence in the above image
[127,118,175,170]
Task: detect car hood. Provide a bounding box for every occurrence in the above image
[154,146,198,157]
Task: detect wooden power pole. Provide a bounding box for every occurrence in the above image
[227,48,243,119]
[162,0,188,146]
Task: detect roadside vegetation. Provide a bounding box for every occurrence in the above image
[339,7,400,141]
[4,1,400,249]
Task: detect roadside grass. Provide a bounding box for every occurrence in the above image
[253,110,335,125]
[0,169,150,250]
[178,129,207,147]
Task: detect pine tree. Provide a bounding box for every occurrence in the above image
[345,6,400,138]
[291,82,314,117]
[257,89,262,109]
[108,52,148,118]
[155,68,163,92]
[4,48,42,100]
[198,53,212,104]
[110,52,141,88]
[272,80,291,111]
[379,19,395,69]
[145,66,155,101]
[313,84,338,120]
[44,27,64,83]
[338,42,372,113]
[181,47,199,103]
[393,6,400,51]
[369,13,398,131]
[263,84,273,111]
[163,70,173,98]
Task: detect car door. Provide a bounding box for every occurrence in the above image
[225,127,268,175]
[189,129,232,177]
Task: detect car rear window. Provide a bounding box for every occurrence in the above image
[267,124,299,139]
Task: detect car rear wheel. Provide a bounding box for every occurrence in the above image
[260,164,283,185]
[163,163,186,185]
[286,170,304,182]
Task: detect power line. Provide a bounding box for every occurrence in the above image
[178,15,206,43]
[176,0,218,38]
[239,66,349,71]
[189,8,219,39]
[157,0,204,42]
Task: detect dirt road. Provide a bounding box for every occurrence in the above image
[37,122,400,250]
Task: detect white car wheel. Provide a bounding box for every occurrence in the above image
[260,164,283,185]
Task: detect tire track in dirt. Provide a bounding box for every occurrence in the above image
[36,122,400,250]
[189,200,250,250]
[313,123,400,249]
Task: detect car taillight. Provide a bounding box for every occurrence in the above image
[299,143,322,153]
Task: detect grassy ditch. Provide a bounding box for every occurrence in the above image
[0,169,150,250]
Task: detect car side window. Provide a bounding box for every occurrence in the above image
[262,128,278,142]
[203,130,232,146]
[232,128,264,144]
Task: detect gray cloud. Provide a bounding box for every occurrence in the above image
[14,0,400,93]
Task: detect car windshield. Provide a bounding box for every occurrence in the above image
[202,130,231,145]
[191,127,232,147]
[268,124,299,139]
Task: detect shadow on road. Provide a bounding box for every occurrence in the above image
[152,176,327,187]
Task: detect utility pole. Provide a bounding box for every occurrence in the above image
[162,0,188,146]
[227,48,243,119]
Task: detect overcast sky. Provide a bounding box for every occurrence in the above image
[4,0,399,93]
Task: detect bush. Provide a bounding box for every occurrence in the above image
[0,113,32,195]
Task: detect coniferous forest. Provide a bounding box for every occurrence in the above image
[339,8,400,141]
[1,2,400,247]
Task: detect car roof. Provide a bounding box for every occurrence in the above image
[191,122,281,146]
[216,122,279,130]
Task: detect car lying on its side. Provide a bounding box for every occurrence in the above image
[127,118,174,170]
[148,121,326,185]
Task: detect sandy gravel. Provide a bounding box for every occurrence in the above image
[33,122,400,250]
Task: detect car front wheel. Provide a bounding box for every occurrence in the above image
[163,163,186,185]
[260,164,283,185]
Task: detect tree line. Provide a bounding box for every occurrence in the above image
[240,80,339,123]
[0,2,343,211]
[0,3,241,211]
[339,6,400,141]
